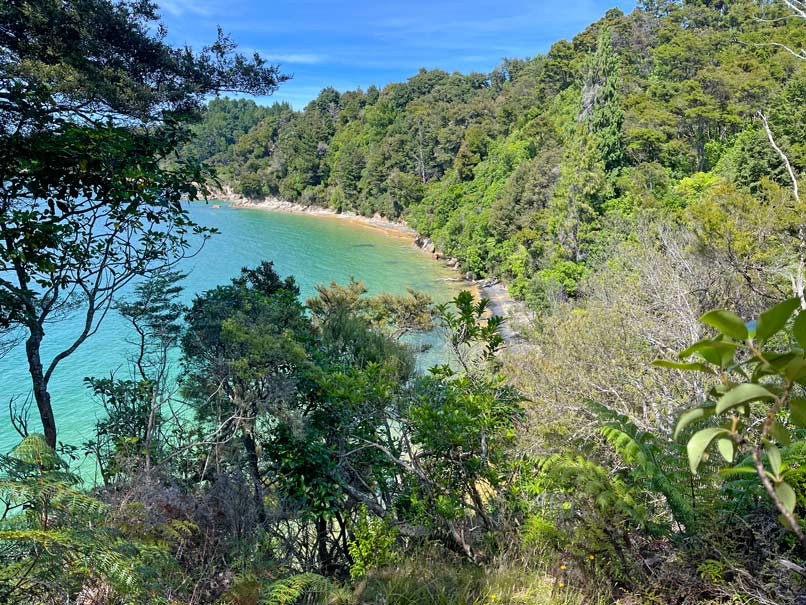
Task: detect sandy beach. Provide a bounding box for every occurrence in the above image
[221,192,528,342]
[226,195,416,240]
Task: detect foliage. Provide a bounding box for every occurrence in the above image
[187,0,805,306]
[0,435,172,604]
[347,505,400,579]
[3,1,806,603]
[0,0,286,448]
[657,297,806,544]
[264,573,332,605]
[435,290,504,370]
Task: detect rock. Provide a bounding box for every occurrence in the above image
[414,236,436,254]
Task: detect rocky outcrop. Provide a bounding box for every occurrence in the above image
[414,236,462,271]
[211,184,248,203]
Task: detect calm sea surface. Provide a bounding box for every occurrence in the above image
[0,203,466,455]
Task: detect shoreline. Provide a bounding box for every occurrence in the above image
[218,192,528,343]
[225,194,417,240]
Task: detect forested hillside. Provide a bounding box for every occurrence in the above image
[3,0,806,603]
[189,0,806,306]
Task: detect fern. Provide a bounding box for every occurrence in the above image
[0,437,173,604]
[264,572,331,604]
[538,453,647,524]
[10,433,68,472]
[597,414,695,531]
[0,478,108,520]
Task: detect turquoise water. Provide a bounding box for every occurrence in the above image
[0,203,466,455]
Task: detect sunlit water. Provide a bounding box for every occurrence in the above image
[0,202,467,455]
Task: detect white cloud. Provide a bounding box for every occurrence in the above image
[261,53,326,65]
[158,0,215,18]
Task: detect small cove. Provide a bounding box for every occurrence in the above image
[0,202,470,456]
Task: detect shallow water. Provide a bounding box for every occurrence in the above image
[0,202,467,455]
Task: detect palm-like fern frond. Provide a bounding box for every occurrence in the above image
[0,437,173,604]
[538,453,647,524]
[589,402,696,530]
[264,572,331,604]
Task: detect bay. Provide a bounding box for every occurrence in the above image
[0,202,468,455]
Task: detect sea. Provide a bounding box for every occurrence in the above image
[0,202,468,457]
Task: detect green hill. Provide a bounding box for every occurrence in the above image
[188,1,805,306]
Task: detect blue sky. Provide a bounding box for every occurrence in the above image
[157,0,636,109]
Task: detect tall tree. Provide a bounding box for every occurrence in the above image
[181,262,310,523]
[0,0,286,447]
[581,26,626,177]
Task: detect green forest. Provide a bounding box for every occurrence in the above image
[2,0,806,603]
[187,0,806,306]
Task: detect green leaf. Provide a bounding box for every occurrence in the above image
[678,339,738,367]
[783,356,806,382]
[652,360,712,373]
[790,398,806,428]
[700,309,748,340]
[674,405,716,440]
[715,384,775,414]
[775,481,797,513]
[678,340,734,359]
[769,421,791,446]
[687,427,730,474]
[793,311,806,349]
[765,442,782,477]
[716,438,734,463]
[718,465,757,477]
[755,298,800,341]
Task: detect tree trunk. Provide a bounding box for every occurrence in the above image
[316,515,332,574]
[25,327,57,448]
[242,431,266,524]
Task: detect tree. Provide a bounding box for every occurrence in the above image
[84,270,187,482]
[181,262,310,524]
[545,132,606,270]
[581,27,626,177]
[0,0,286,447]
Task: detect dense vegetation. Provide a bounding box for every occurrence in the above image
[0,0,285,449]
[2,0,806,603]
[191,0,806,305]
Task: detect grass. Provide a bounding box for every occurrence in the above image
[303,554,592,605]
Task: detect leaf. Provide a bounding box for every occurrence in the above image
[790,398,806,428]
[716,438,734,463]
[783,356,806,382]
[755,298,800,341]
[718,465,757,477]
[775,482,797,513]
[674,405,716,440]
[678,340,725,359]
[715,384,775,414]
[700,309,748,340]
[678,339,738,367]
[652,360,711,373]
[769,421,791,446]
[793,311,806,349]
[687,427,730,474]
[765,442,782,477]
